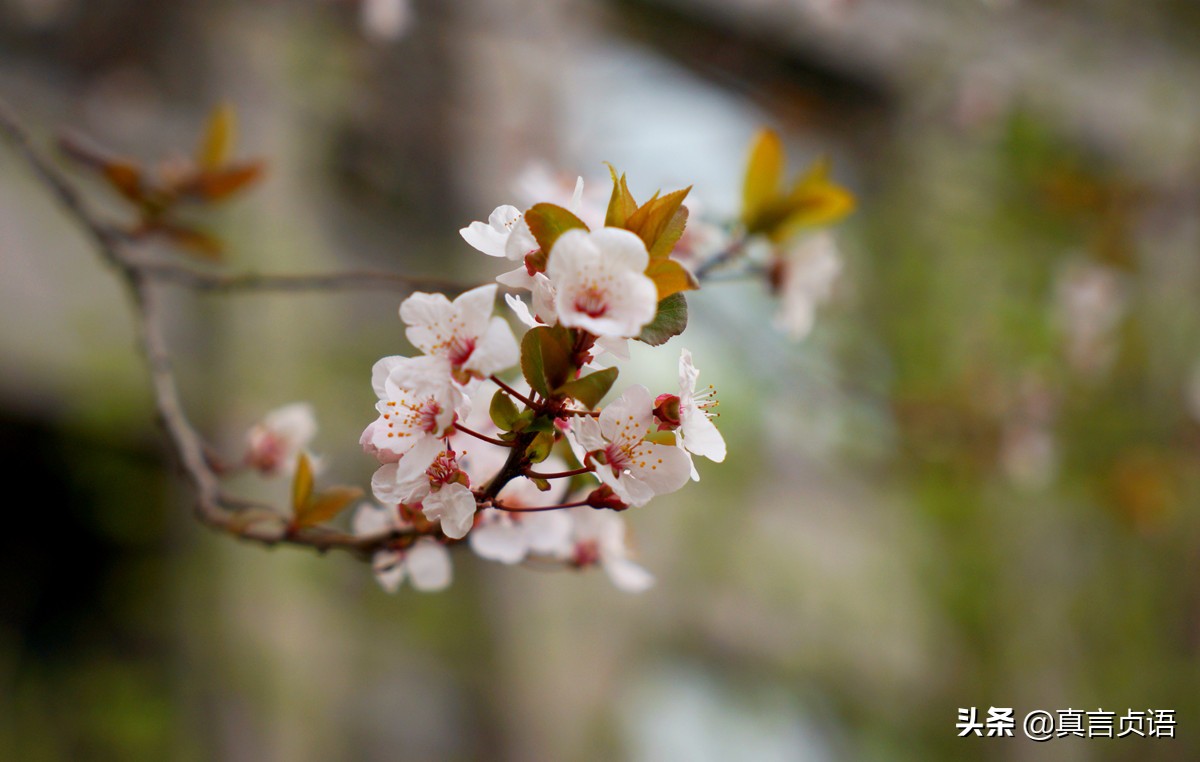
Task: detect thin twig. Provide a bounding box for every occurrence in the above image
[136,260,466,295]
[524,466,593,480]
[0,96,438,557]
[453,422,513,448]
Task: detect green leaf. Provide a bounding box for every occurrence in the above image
[526,431,555,464]
[489,389,520,431]
[555,367,619,409]
[524,416,556,434]
[605,164,639,228]
[626,186,691,255]
[645,258,699,300]
[295,486,363,528]
[525,203,588,256]
[742,128,784,229]
[520,325,574,397]
[291,452,314,514]
[637,293,689,346]
[648,205,689,260]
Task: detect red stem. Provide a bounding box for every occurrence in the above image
[491,375,536,408]
[453,422,513,447]
[524,465,593,480]
[492,499,589,513]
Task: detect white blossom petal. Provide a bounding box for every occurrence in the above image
[405,540,452,591]
[422,482,476,539]
[460,205,521,258]
[371,549,407,593]
[547,228,658,338]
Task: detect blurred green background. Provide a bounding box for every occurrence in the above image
[2,0,1200,759]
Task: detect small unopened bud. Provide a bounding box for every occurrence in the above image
[524,249,548,276]
[586,485,628,511]
[653,393,682,430]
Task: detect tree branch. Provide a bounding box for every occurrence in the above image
[0,96,445,557]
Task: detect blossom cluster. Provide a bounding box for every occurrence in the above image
[356,170,728,592]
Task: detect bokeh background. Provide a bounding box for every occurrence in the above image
[3,0,1200,759]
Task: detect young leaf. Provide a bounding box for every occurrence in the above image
[152,223,224,261]
[645,258,699,300]
[520,325,574,397]
[183,161,266,203]
[626,186,691,255]
[525,203,588,256]
[555,366,619,409]
[295,486,363,528]
[647,205,689,260]
[198,102,236,170]
[742,128,784,229]
[490,389,520,431]
[526,431,555,464]
[604,164,639,228]
[102,161,145,204]
[637,293,688,346]
[291,452,315,515]
[773,177,856,240]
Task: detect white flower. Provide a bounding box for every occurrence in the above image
[677,348,725,466]
[460,204,542,290]
[399,285,518,380]
[245,402,317,476]
[547,228,659,338]
[504,272,558,327]
[561,506,653,593]
[361,356,456,467]
[468,454,573,564]
[774,232,841,339]
[571,385,691,507]
[460,205,524,259]
[372,447,476,539]
[352,502,452,592]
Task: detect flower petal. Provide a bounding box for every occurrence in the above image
[405,540,452,591]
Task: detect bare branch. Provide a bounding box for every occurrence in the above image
[0,95,444,558]
[135,260,468,295]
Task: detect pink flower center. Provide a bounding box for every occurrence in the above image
[604,442,633,476]
[573,539,602,567]
[574,285,608,318]
[426,450,461,486]
[446,334,476,367]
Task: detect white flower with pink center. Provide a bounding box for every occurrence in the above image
[361,356,456,466]
[546,228,659,339]
[244,402,317,476]
[399,284,518,380]
[571,385,691,507]
[372,447,477,539]
[352,502,452,593]
[559,506,653,593]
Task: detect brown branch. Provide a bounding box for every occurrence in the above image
[0,96,439,558]
[135,260,466,295]
[524,465,593,480]
[453,422,513,447]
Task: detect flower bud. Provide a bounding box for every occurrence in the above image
[653,393,682,430]
[585,485,629,512]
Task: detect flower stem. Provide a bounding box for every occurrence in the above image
[524,466,593,480]
[491,375,537,408]
[453,423,512,447]
[492,499,590,513]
